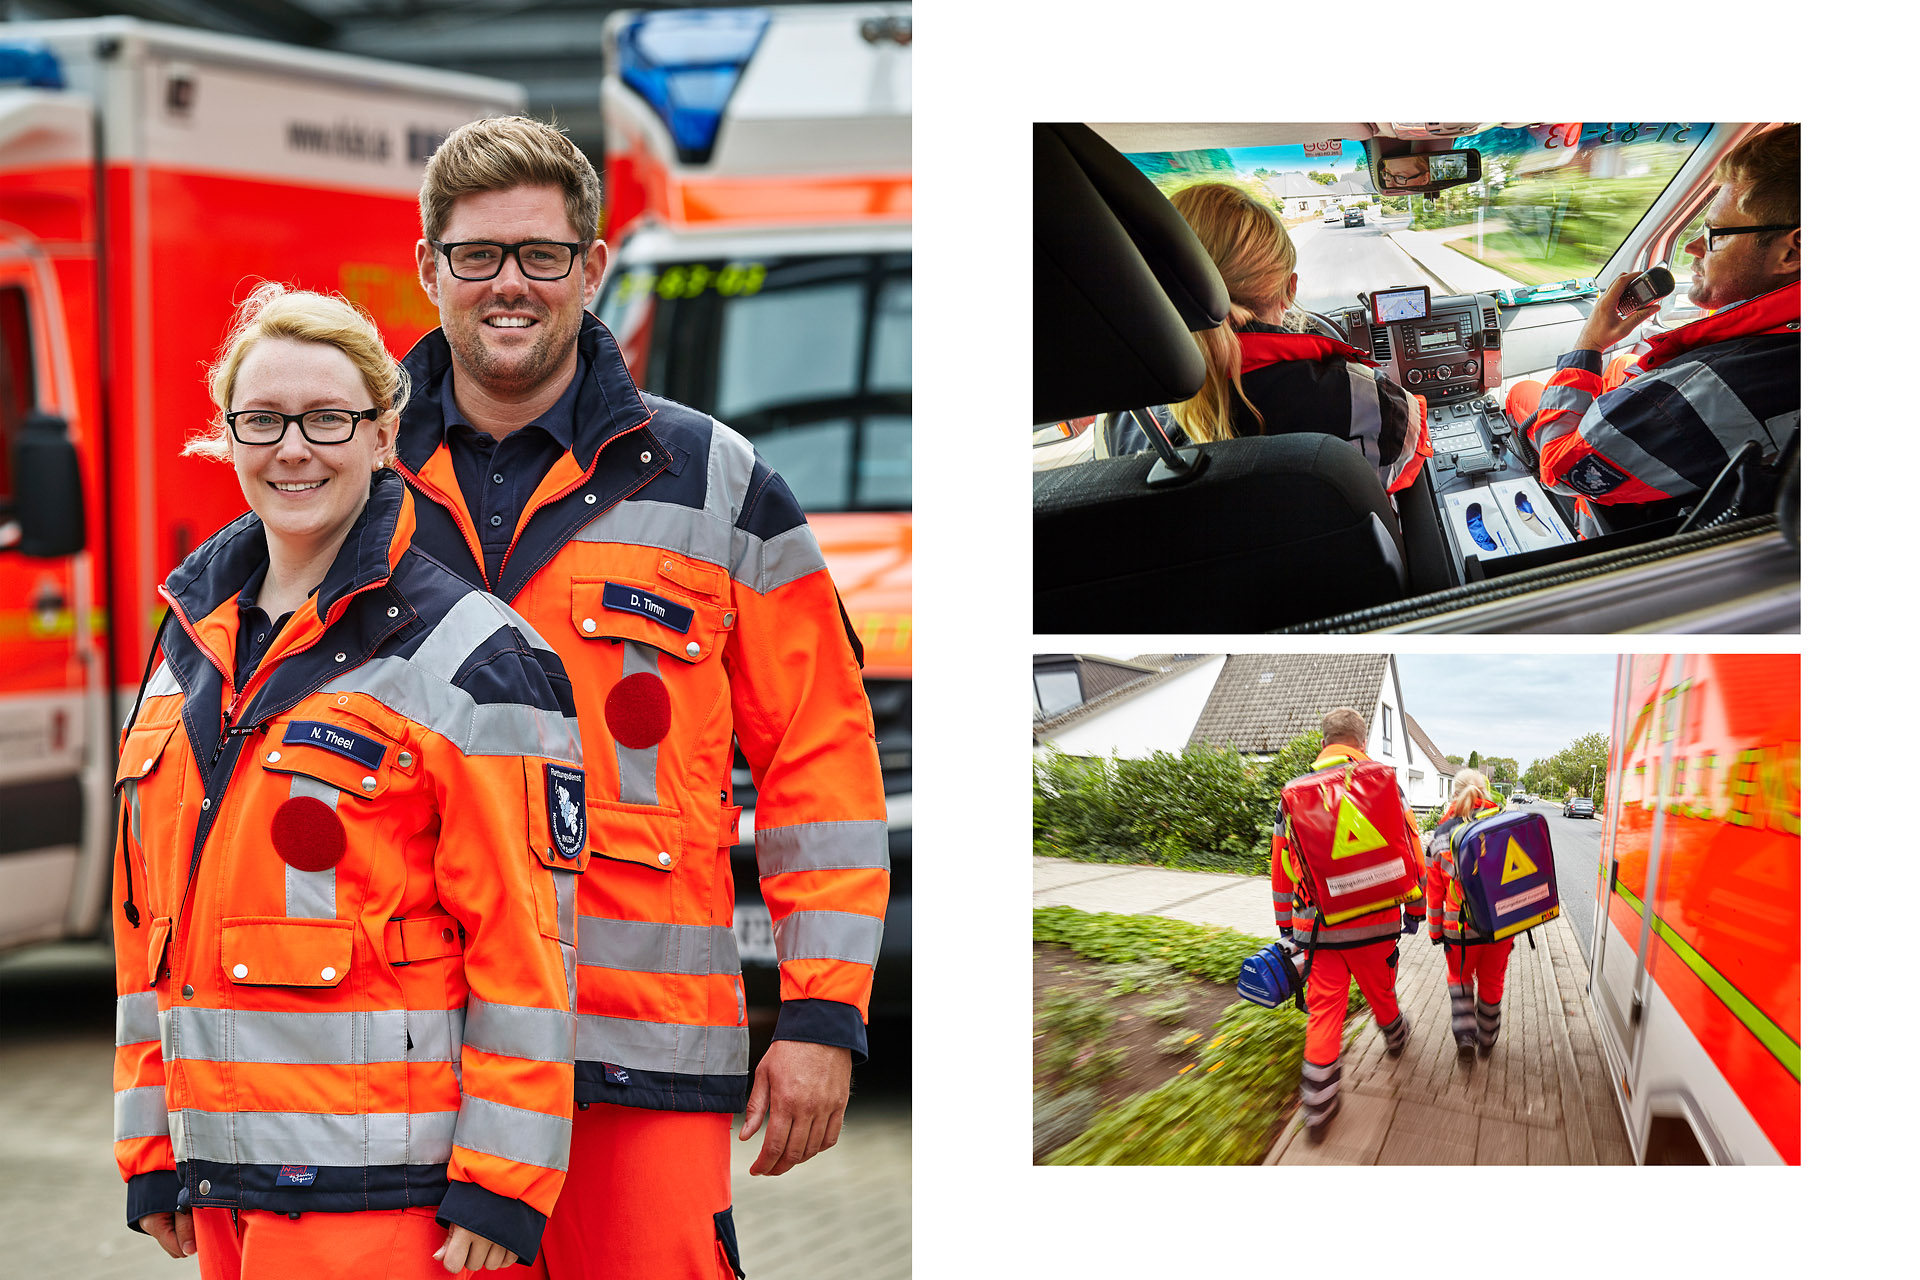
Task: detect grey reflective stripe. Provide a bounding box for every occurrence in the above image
[1576,390,1693,496]
[128,780,141,846]
[1538,380,1597,421]
[576,916,740,976]
[114,1086,169,1140]
[554,870,576,949]
[748,524,829,597]
[772,910,882,966]
[572,499,830,597]
[755,820,889,878]
[144,662,183,701]
[1344,362,1384,470]
[117,991,161,1046]
[325,656,582,762]
[616,642,661,806]
[409,591,559,685]
[453,1094,570,1171]
[171,1107,457,1167]
[164,1006,466,1066]
[704,417,756,527]
[574,1013,749,1077]
[1668,361,1780,459]
[284,777,339,918]
[463,996,573,1064]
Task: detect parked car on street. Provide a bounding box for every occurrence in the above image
[1322,206,1342,223]
[1344,206,1366,227]
[1565,796,1595,818]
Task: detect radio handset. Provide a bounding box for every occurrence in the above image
[1615,265,1675,319]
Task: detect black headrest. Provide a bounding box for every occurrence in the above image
[1033,123,1231,425]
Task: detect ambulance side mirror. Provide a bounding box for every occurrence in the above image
[5,411,84,558]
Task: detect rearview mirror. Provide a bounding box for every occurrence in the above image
[9,411,84,557]
[1371,147,1482,195]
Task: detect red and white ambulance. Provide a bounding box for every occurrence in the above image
[0,18,521,950]
[1589,653,1799,1163]
[594,4,913,1015]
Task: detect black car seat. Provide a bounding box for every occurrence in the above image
[1033,122,1410,631]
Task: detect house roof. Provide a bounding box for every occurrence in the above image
[1034,655,1221,741]
[1187,654,1389,755]
[1404,713,1456,777]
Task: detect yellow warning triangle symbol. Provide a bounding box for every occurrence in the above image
[1330,796,1389,860]
[1501,836,1539,884]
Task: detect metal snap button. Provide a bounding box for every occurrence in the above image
[361,777,376,792]
[582,618,596,633]
[663,561,673,572]
[232,964,247,979]
[201,798,211,810]
[398,752,413,768]
[267,751,281,763]
[722,612,735,627]
[334,653,346,662]
[657,851,671,866]
[490,514,503,527]
[584,493,597,505]
[181,984,194,1000]
[641,451,652,463]
[198,1180,211,1195]
[441,927,455,943]
[320,967,337,981]
[387,606,399,618]
[685,641,701,659]
[142,758,154,772]
[338,696,350,705]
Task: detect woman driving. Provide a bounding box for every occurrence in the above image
[111,284,583,1276]
[1166,182,1430,495]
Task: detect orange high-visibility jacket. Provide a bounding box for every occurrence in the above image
[112,470,583,1264]
[393,315,888,1113]
[1271,744,1424,949]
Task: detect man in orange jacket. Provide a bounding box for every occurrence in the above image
[401,117,888,1278]
[1271,708,1424,1139]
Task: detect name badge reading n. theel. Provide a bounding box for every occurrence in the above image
[602,582,693,634]
[284,721,387,770]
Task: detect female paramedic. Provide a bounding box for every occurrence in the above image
[109,284,583,1276]
[1426,770,1511,1058]
[1164,182,1431,496]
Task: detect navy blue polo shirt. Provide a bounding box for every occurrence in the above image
[233,559,315,694]
[440,355,585,586]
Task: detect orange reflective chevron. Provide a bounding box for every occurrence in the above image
[111,473,582,1263]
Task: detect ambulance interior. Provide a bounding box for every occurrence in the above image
[1032,122,1799,633]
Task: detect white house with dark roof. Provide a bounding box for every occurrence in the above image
[1033,653,1454,810]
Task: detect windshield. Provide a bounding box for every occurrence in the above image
[596,252,912,513]
[1124,124,1713,314]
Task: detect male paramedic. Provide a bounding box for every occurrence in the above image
[1505,124,1799,537]
[1271,708,1423,1140]
[402,115,889,1278]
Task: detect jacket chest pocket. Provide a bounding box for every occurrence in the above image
[116,722,180,891]
[569,562,734,667]
[221,917,353,988]
[261,711,407,801]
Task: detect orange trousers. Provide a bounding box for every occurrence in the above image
[529,1105,738,1280]
[1303,938,1401,1064]
[190,1204,469,1280]
[1445,937,1515,1002]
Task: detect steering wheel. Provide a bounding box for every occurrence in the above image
[1301,311,1348,343]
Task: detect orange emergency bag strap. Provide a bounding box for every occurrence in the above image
[384,914,464,967]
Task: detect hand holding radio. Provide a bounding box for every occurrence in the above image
[1575,269,1671,353]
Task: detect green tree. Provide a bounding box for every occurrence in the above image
[1445,754,1464,767]
[1467,750,1482,771]
[1482,756,1520,788]
[1547,730,1612,803]
[1307,171,1337,186]
[1523,758,1557,794]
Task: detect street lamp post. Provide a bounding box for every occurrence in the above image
[1589,763,1597,799]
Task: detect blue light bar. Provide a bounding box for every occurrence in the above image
[617,8,770,165]
[0,39,64,90]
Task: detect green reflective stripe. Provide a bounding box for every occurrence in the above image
[453,1094,570,1171]
[164,1006,466,1065]
[463,997,573,1064]
[170,1107,456,1166]
[574,1013,749,1077]
[755,820,889,877]
[771,909,882,965]
[1613,884,1799,1080]
[116,991,160,1046]
[113,1086,169,1140]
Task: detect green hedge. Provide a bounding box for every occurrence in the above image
[1033,736,1320,874]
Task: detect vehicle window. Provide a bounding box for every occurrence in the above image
[596,252,911,513]
[0,285,33,502]
[1123,124,1713,314]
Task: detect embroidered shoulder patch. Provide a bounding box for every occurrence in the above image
[1565,453,1630,497]
[283,721,387,770]
[546,763,587,860]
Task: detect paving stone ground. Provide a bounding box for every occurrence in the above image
[0,942,909,1279]
[1034,856,1634,1166]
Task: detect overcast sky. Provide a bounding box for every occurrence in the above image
[1396,654,1617,767]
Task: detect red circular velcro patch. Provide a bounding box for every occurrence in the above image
[270,796,347,873]
[605,673,672,749]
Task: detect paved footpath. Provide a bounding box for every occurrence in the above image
[1035,857,1633,1165]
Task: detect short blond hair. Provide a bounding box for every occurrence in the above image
[420,115,601,243]
[1321,708,1368,746]
[186,282,407,464]
[1168,182,1299,444]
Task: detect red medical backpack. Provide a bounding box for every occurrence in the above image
[1279,760,1421,924]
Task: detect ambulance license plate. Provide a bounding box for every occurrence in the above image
[733,904,776,965]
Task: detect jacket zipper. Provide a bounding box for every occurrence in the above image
[393,459,494,590]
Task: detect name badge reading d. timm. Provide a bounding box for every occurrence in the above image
[284,721,387,770]
[602,583,693,634]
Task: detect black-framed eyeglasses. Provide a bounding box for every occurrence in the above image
[431,240,589,281]
[1695,223,1798,254]
[225,408,379,446]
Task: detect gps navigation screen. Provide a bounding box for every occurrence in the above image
[1371,286,1430,324]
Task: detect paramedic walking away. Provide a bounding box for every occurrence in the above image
[1428,770,1511,1058]
[1271,709,1425,1140]
[111,285,583,1277]
[403,116,888,1279]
